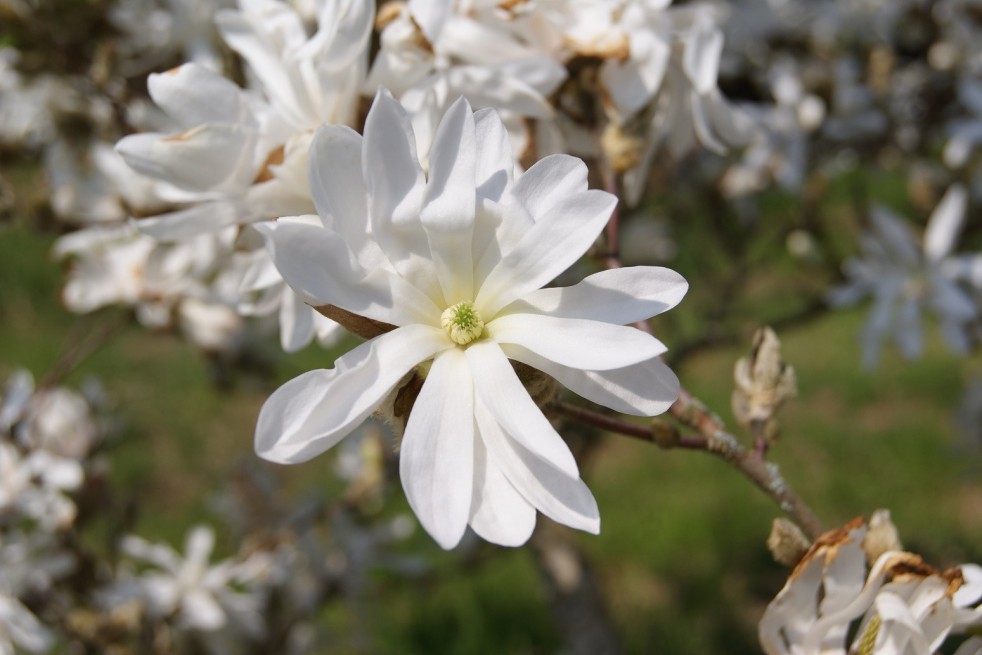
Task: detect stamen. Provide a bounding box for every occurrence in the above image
[441,302,485,345]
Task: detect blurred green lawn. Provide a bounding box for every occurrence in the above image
[2,219,981,654]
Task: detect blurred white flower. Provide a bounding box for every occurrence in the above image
[114,525,265,637]
[366,0,565,163]
[0,443,82,531]
[828,185,979,366]
[0,595,54,655]
[256,90,686,549]
[116,0,373,241]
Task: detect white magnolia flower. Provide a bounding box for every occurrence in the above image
[256,90,686,549]
[115,0,373,241]
[115,525,265,636]
[760,517,966,655]
[367,0,565,163]
[828,185,979,366]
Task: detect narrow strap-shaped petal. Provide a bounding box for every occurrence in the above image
[502,344,679,417]
[362,89,441,302]
[133,201,243,242]
[924,184,967,263]
[509,266,688,324]
[256,220,440,327]
[255,324,451,463]
[508,154,588,222]
[473,108,514,202]
[476,189,616,315]
[488,313,666,371]
[469,432,536,547]
[474,399,599,534]
[279,288,315,353]
[400,347,474,550]
[420,96,477,304]
[308,125,371,252]
[465,340,578,477]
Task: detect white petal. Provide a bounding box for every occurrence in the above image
[116,125,256,193]
[279,288,315,353]
[469,433,536,547]
[474,399,599,534]
[400,348,474,550]
[683,13,723,94]
[363,89,439,299]
[465,340,578,477]
[147,63,249,127]
[134,201,241,242]
[256,220,440,326]
[409,0,452,43]
[181,589,227,631]
[420,96,477,303]
[503,345,679,417]
[308,125,372,256]
[511,267,688,324]
[255,324,450,463]
[473,108,514,202]
[184,525,215,569]
[509,154,588,222]
[476,190,616,315]
[489,313,666,371]
[924,185,967,262]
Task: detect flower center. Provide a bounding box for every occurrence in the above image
[441,302,485,346]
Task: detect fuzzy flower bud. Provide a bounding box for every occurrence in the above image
[732,327,797,445]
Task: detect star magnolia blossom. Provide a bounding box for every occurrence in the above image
[256,89,686,549]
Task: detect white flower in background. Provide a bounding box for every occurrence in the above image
[112,525,265,637]
[721,57,826,197]
[828,185,978,366]
[367,0,566,163]
[0,530,74,655]
[760,516,966,655]
[236,247,344,353]
[116,0,373,241]
[0,369,99,459]
[620,5,756,205]
[55,223,253,352]
[0,442,82,531]
[110,0,233,75]
[256,90,686,549]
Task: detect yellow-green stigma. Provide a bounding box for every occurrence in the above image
[441,301,485,345]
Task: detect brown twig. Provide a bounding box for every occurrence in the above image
[39,310,130,390]
[584,167,826,540]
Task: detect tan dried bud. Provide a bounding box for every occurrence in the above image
[601,122,644,173]
[863,509,903,563]
[768,518,812,567]
[731,327,797,444]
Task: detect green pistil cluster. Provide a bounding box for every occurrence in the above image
[441,301,485,345]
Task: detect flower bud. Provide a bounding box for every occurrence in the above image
[732,327,797,446]
[767,518,811,567]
